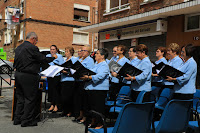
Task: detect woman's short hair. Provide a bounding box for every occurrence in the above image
[118,45,127,55]
[65,46,74,56]
[157,47,167,57]
[167,43,180,54]
[136,44,148,55]
[98,48,109,59]
[129,46,136,52]
[184,44,194,57]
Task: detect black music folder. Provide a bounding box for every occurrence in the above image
[72,66,96,79]
[54,60,73,68]
[108,59,122,72]
[152,62,165,74]
[158,64,184,79]
[117,62,142,77]
[72,60,83,70]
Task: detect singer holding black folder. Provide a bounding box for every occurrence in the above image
[110,45,129,100]
[151,47,167,99]
[125,44,152,102]
[123,46,140,85]
[80,48,109,129]
[13,32,57,127]
[46,45,64,113]
[60,47,78,117]
[166,44,197,100]
[74,46,94,124]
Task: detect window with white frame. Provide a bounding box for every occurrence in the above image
[185,13,200,32]
[19,24,23,40]
[4,29,12,44]
[105,0,129,14]
[20,0,24,14]
[4,32,7,44]
[74,4,90,22]
[73,28,89,45]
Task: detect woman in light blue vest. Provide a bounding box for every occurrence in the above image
[166,44,197,100]
[60,46,78,117]
[110,45,129,100]
[75,46,94,124]
[125,44,152,102]
[123,46,140,85]
[151,47,167,99]
[80,48,109,129]
[46,45,64,112]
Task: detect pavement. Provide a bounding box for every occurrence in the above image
[0,74,85,133]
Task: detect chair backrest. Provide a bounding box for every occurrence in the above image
[135,91,147,103]
[112,102,155,133]
[155,88,174,108]
[115,86,132,105]
[118,86,131,97]
[193,89,200,109]
[155,99,193,133]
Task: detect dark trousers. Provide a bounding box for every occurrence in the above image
[14,71,40,125]
[47,76,61,105]
[109,82,124,101]
[61,81,75,114]
[84,90,107,124]
[131,90,151,102]
[173,93,193,100]
[73,81,86,117]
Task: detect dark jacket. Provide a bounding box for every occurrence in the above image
[14,41,54,74]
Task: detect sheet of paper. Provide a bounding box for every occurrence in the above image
[40,65,64,77]
[70,68,76,75]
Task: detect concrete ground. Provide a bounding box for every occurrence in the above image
[0,81,85,133]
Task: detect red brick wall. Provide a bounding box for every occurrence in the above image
[0,0,97,55]
[25,0,96,51]
[99,0,186,23]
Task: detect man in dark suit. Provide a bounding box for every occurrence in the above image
[13,32,57,127]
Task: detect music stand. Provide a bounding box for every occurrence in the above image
[36,78,54,124]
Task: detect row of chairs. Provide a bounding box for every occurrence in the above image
[85,86,200,133]
[87,99,197,133]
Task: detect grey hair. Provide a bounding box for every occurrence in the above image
[26,32,38,39]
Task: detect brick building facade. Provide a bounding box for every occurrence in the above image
[0,0,98,59]
[80,0,200,59]
[79,0,200,87]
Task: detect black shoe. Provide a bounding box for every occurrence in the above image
[13,120,21,125]
[59,112,67,117]
[72,117,82,122]
[88,124,97,128]
[21,122,38,127]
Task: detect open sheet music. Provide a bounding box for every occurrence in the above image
[40,65,64,77]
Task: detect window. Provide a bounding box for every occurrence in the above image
[73,28,89,45]
[185,13,200,32]
[74,8,89,21]
[19,24,23,40]
[104,0,130,14]
[74,4,90,22]
[20,0,24,14]
[4,29,12,44]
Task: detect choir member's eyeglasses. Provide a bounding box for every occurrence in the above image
[81,50,88,52]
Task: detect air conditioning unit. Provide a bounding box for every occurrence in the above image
[156,20,167,32]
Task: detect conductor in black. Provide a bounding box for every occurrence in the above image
[13,32,57,127]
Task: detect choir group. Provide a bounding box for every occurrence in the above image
[46,42,197,129]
